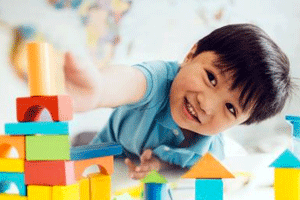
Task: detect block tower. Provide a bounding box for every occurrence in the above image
[269,115,300,200]
[0,42,122,199]
[181,153,235,200]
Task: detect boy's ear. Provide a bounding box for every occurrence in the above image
[183,44,198,64]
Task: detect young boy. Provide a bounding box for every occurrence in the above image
[64,24,292,179]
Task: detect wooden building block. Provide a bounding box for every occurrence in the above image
[79,178,90,200]
[0,194,27,200]
[195,179,223,200]
[90,174,111,200]
[144,183,167,200]
[27,42,58,96]
[270,149,300,168]
[142,170,168,184]
[52,183,80,200]
[0,172,26,196]
[25,160,76,186]
[0,158,24,172]
[17,95,73,122]
[274,168,300,200]
[27,185,52,200]
[26,135,70,161]
[5,122,69,136]
[0,135,25,159]
[74,156,114,180]
[70,143,122,160]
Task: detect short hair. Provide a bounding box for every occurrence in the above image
[192,24,291,125]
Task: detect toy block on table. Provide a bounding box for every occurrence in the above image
[195,179,223,200]
[53,183,80,200]
[181,153,235,179]
[286,115,300,138]
[70,143,123,160]
[79,178,89,200]
[142,170,168,200]
[0,136,25,159]
[269,149,300,168]
[0,194,27,200]
[27,185,52,200]
[0,172,26,196]
[26,135,70,160]
[89,173,111,200]
[27,42,59,96]
[0,159,24,172]
[16,95,73,122]
[5,122,69,136]
[25,160,76,186]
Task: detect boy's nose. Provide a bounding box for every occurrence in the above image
[197,92,219,117]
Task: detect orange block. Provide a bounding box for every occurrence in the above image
[74,156,114,181]
[0,135,25,159]
[17,95,73,122]
[25,160,76,186]
[181,153,235,179]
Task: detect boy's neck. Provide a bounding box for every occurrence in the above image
[179,128,198,147]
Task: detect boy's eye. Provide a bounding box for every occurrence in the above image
[206,70,217,86]
[226,103,236,117]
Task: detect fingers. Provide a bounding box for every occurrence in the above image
[140,149,152,163]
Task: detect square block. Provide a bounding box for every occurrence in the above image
[0,136,25,159]
[90,174,111,200]
[26,135,70,161]
[195,179,223,200]
[0,158,24,172]
[5,122,69,136]
[53,183,80,200]
[0,194,27,200]
[17,95,73,122]
[0,172,26,196]
[79,178,89,200]
[25,160,76,186]
[27,185,52,200]
[275,168,300,200]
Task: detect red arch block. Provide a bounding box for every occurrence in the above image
[17,95,73,122]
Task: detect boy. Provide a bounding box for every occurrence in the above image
[64,24,292,179]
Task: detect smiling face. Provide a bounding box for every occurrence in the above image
[170,50,252,136]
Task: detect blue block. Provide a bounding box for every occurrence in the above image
[5,121,69,135]
[144,183,167,200]
[0,172,26,196]
[269,149,300,168]
[195,179,223,200]
[70,143,123,160]
[286,115,300,138]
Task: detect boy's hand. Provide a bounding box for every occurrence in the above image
[125,149,162,180]
[64,52,102,112]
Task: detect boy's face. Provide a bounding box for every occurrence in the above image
[170,50,252,136]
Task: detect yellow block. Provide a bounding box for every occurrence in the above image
[53,183,80,200]
[0,194,27,200]
[0,158,24,172]
[27,42,58,96]
[275,168,300,200]
[90,173,111,200]
[79,178,90,200]
[28,185,52,200]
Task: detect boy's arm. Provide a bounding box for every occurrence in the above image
[64,52,147,112]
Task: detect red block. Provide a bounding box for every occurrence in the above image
[25,160,76,186]
[17,95,73,122]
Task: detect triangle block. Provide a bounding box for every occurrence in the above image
[181,153,235,179]
[141,170,168,184]
[269,149,300,168]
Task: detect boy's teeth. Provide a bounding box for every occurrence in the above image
[186,101,197,118]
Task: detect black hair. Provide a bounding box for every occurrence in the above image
[192,23,291,125]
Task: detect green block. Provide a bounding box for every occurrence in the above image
[26,135,70,160]
[141,170,168,184]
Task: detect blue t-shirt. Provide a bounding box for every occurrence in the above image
[90,61,224,168]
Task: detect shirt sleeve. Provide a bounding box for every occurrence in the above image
[152,134,225,168]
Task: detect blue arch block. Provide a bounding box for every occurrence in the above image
[0,173,26,196]
[144,183,167,200]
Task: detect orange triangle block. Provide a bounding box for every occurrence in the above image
[181,153,235,179]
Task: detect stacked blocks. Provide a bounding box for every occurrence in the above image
[270,115,300,200]
[0,42,122,199]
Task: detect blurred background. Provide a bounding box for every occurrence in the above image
[0,0,299,155]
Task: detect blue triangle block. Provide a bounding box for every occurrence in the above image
[269,149,300,168]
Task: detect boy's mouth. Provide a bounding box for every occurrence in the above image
[184,98,201,123]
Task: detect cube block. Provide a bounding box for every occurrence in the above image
[27,185,52,200]
[275,168,300,200]
[195,179,223,200]
[90,174,111,200]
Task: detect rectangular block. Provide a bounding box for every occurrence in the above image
[0,194,27,200]
[53,183,80,200]
[17,95,73,122]
[5,122,69,135]
[70,143,122,160]
[275,168,300,200]
[90,174,111,200]
[0,158,24,172]
[25,160,76,186]
[0,135,25,159]
[195,179,223,200]
[0,172,26,196]
[27,185,52,200]
[26,135,70,160]
[79,178,89,200]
